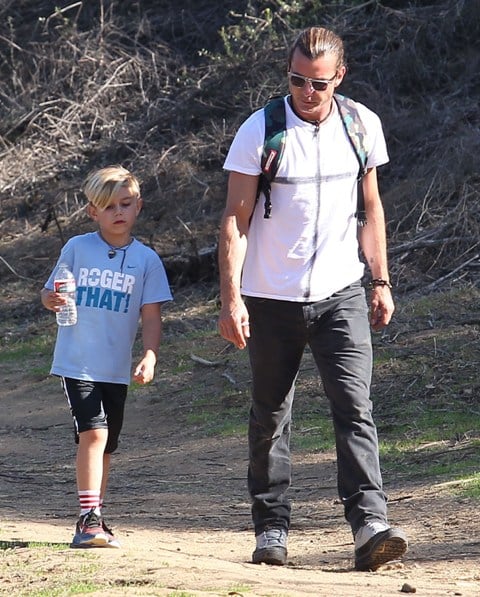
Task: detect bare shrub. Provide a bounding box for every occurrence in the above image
[0,0,478,291]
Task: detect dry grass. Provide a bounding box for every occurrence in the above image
[0,0,479,293]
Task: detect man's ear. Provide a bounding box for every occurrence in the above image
[334,65,347,87]
[86,203,98,221]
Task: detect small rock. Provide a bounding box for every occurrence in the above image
[400,583,416,593]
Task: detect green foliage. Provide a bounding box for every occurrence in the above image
[456,474,480,499]
[292,414,335,451]
[186,392,249,437]
[27,583,99,597]
[0,334,54,362]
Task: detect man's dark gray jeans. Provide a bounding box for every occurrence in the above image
[245,282,388,536]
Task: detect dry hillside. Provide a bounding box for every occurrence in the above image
[0,0,479,330]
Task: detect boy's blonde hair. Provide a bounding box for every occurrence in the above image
[83,165,140,210]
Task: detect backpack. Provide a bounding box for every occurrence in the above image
[256,94,368,225]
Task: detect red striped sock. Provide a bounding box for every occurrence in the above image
[78,490,101,516]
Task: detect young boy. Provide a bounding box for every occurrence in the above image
[41,165,172,548]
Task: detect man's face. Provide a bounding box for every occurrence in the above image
[288,48,346,122]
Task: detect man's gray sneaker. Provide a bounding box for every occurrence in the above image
[252,528,288,565]
[354,521,408,571]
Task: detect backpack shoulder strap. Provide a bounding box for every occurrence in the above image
[257,96,287,219]
[256,95,369,224]
[334,93,369,226]
[334,93,368,177]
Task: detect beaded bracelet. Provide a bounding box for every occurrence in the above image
[368,278,393,290]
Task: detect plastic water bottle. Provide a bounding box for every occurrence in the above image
[54,263,77,326]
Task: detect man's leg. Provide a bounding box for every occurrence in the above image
[307,283,407,569]
[246,298,306,564]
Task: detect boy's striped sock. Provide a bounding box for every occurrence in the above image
[78,490,101,516]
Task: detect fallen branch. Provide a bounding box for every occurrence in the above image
[0,255,36,281]
[434,476,479,488]
[423,253,480,292]
[190,353,223,367]
[221,371,236,384]
[390,236,476,256]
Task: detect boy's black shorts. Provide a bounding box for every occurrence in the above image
[61,377,128,454]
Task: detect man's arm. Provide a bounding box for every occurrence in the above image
[218,171,258,349]
[358,167,394,331]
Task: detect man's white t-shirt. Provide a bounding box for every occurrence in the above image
[45,232,172,384]
[223,95,389,302]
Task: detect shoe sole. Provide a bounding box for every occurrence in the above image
[252,547,287,566]
[101,523,121,547]
[70,534,109,549]
[355,528,408,571]
[101,538,121,548]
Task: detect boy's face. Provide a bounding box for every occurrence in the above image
[87,185,142,245]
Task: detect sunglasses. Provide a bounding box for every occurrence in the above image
[288,72,337,92]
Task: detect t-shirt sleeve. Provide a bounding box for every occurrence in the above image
[357,104,389,169]
[223,108,265,176]
[141,251,173,306]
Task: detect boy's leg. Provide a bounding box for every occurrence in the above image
[97,383,127,548]
[62,378,110,547]
[98,382,127,506]
[73,429,110,548]
[101,453,111,503]
[76,429,109,496]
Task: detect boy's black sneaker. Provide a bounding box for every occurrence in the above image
[70,509,108,548]
[101,519,121,548]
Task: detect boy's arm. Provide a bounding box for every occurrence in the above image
[133,302,162,384]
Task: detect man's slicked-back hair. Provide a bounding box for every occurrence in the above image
[288,27,345,71]
[83,165,140,210]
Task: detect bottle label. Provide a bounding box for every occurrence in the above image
[54,280,76,293]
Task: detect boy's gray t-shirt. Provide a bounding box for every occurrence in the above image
[45,232,172,384]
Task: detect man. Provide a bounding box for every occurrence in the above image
[218,26,408,571]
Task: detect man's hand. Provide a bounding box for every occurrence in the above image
[218,300,250,349]
[369,286,395,331]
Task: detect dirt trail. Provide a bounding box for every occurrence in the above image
[1,351,480,596]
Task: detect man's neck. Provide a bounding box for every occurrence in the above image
[287,95,334,125]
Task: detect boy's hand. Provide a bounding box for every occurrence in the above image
[133,351,156,384]
[41,288,68,312]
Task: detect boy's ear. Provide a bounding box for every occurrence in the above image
[86,203,98,221]
[136,196,143,215]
